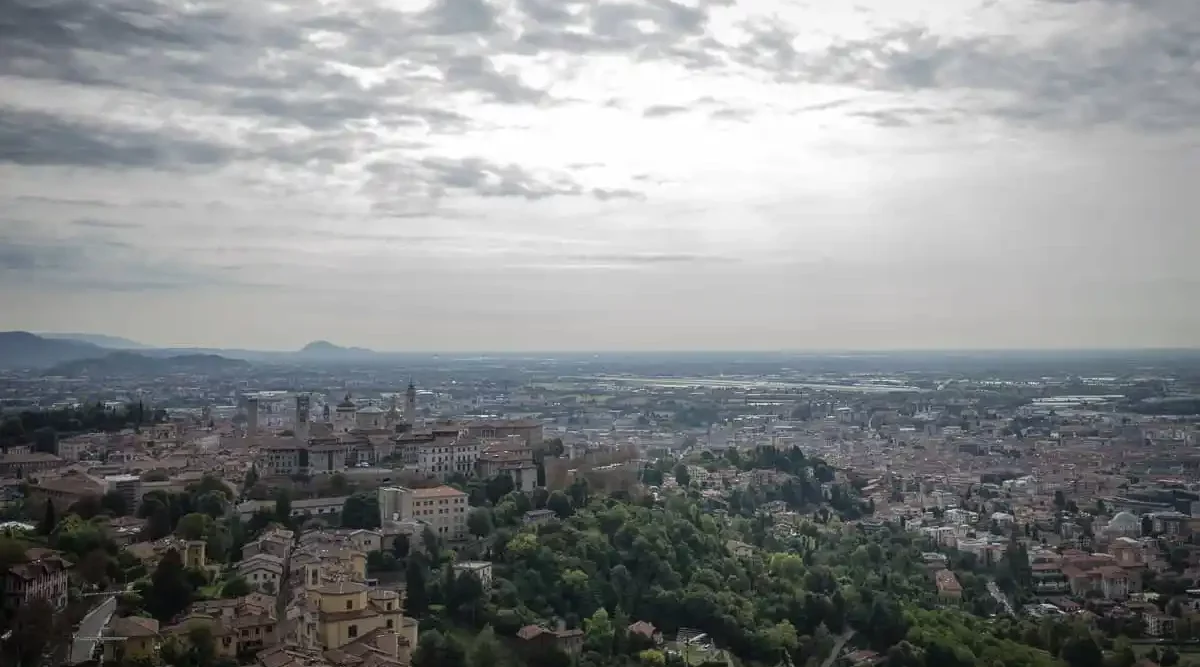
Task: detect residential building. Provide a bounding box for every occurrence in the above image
[452,561,493,589]
[263,439,309,477]
[410,486,468,541]
[0,451,64,476]
[103,474,142,512]
[523,509,556,525]
[26,472,106,511]
[167,593,280,657]
[476,436,538,492]
[1,547,71,611]
[465,419,544,449]
[239,554,285,592]
[377,486,468,542]
[103,617,160,663]
[237,496,348,522]
[516,623,584,656]
[934,569,962,599]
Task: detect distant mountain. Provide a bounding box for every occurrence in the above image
[0,331,105,369]
[39,332,149,349]
[44,351,252,377]
[296,340,378,360]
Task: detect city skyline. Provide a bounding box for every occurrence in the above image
[2,0,1198,350]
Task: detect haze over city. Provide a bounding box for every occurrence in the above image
[2,0,1199,350]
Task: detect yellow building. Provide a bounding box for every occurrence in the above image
[164,592,280,658]
[103,616,160,662]
[314,581,414,652]
[183,540,207,569]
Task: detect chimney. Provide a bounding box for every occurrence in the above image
[555,619,566,633]
[376,632,400,657]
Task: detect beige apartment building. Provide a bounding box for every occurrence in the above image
[378,486,468,541]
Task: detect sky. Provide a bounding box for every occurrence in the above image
[1,0,1198,352]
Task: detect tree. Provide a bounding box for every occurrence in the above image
[1111,637,1136,667]
[69,493,103,520]
[144,501,173,540]
[341,493,381,530]
[78,548,111,588]
[145,548,193,622]
[274,489,292,525]
[406,556,430,616]
[547,491,573,519]
[673,463,691,488]
[100,490,129,517]
[1059,633,1102,667]
[194,491,228,519]
[38,501,56,535]
[532,487,549,510]
[468,625,503,667]
[176,513,214,540]
[1161,648,1180,667]
[392,534,410,559]
[584,607,615,654]
[330,472,350,495]
[243,464,259,490]
[638,649,666,667]
[221,576,252,598]
[413,630,467,667]
[0,598,55,667]
[468,508,494,539]
[485,475,515,505]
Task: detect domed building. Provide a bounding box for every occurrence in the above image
[357,405,385,430]
[1105,511,1141,539]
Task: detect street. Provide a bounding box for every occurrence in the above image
[987,581,1015,616]
[68,596,117,665]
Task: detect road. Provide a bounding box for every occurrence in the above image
[69,596,116,665]
[987,581,1015,616]
[820,630,855,667]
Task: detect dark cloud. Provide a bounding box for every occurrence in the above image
[0,237,250,292]
[0,242,80,272]
[563,252,728,265]
[643,105,689,118]
[418,157,583,200]
[424,0,498,35]
[738,6,1200,131]
[71,218,143,230]
[0,109,235,169]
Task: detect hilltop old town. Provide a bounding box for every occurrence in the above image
[2,345,1200,667]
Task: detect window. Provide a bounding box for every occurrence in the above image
[346,600,353,610]
[348,625,358,638]
[386,619,394,629]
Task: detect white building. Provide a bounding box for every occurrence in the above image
[452,561,493,589]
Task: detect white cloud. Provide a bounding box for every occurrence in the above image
[0,0,1197,350]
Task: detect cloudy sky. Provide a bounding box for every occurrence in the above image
[1,0,1198,351]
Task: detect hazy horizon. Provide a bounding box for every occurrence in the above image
[15,330,1200,356]
[2,0,1198,351]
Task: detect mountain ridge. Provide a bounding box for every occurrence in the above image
[39,332,150,349]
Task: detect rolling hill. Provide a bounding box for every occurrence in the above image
[0,331,106,369]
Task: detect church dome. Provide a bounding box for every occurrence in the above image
[1109,511,1139,529]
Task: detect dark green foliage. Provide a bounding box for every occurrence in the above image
[341,492,381,530]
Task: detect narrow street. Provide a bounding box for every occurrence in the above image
[68,596,117,665]
[987,581,1015,617]
[820,630,855,667]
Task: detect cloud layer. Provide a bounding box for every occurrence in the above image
[1,0,1198,350]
